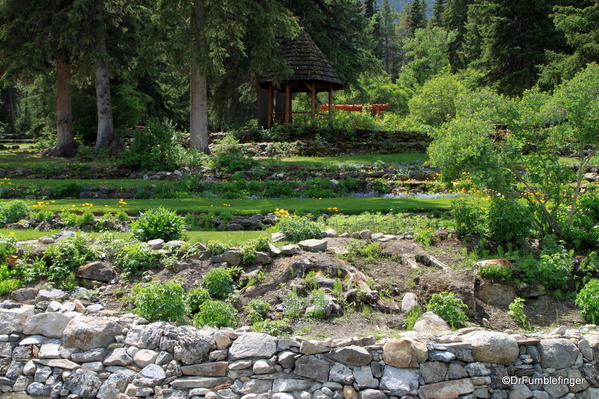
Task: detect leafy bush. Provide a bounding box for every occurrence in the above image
[12,258,46,284]
[119,119,183,171]
[201,268,236,299]
[0,279,22,296]
[426,291,468,329]
[115,242,162,276]
[130,279,187,323]
[507,297,527,325]
[576,279,599,324]
[238,237,271,265]
[0,200,30,225]
[478,263,513,282]
[517,247,572,290]
[44,233,99,286]
[33,210,55,222]
[210,136,257,173]
[244,299,271,324]
[187,287,211,313]
[282,289,307,319]
[250,318,290,336]
[306,290,328,320]
[60,210,94,227]
[274,216,321,242]
[193,300,239,328]
[341,240,382,263]
[451,197,484,236]
[130,207,185,242]
[485,198,534,245]
[0,235,17,259]
[50,183,83,199]
[403,306,423,330]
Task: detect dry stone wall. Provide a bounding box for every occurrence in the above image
[0,305,598,399]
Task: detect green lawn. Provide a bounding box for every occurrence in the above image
[2,228,268,245]
[267,153,428,166]
[16,195,458,215]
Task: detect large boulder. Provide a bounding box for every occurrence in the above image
[413,312,451,333]
[461,331,519,364]
[383,338,428,368]
[419,269,476,315]
[228,332,277,360]
[538,339,580,369]
[77,261,114,282]
[62,316,123,351]
[63,369,102,399]
[171,326,213,365]
[23,312,71,338]
[379,366,419,395]
[328,345,372,366]
[0,305,34,334]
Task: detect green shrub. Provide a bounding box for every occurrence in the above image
[451,197,484,236]
[207,241,230,256]
[210,136,258,173]
[536,251,572,290]
[244,299,271,324]
[576,279,599,324]
[44,233,99,286]
[50,183,83,199]
[119,119,183,171]
[201,268,236,299]
[12,258,46,284]
[507,297,527,325]
[115,242,162,276]
[0,235,17,259]
[403,306,423,330]
[187,287,211,313]
[282,289,307,319]
[485,198,534,245]
[250,318,290,336]
[239,237,271,265]
[115,211,130,222]
[33,210,55,222]
[275,216,321,242]
[0,200,30,224]
[130,279,187,323]
[426,291,468,329]
[478,263,513,282]
[130,207,185,242]
[0,279,22,296]
[193,300,239,328]
[341,240,382,263]
[306,290,328,320]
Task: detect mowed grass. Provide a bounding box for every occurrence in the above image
[2,228,268,244]
[17,196,458,215]
[267,153,428,166]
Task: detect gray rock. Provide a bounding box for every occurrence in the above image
[72,348,108,363]
[0,305,34,334]
[238,379,273,395]
[223,250,242,266]
[97,372,134,399]
[63,369,102,399]
[281,244,301,255]
[328,345,372,366]
[62,316,123,351]
[133,349,159,368]
[461,331,519,364]
[420,361,448,384]
[428,350,456,362]
[272,378,313,392]
[299,340,331,355]
[181,362,228,377]
[329,362,354,384]
[447,363,468,380]
[170,377,229,389]
[252,359,274,374]
[136,363,166,386]
[401,293,419,313]
[10,288,38,302]
[538,339,580,369]
[298,239,327,252]
[465,362,490,377]
[271,232,288,242]
[353,365,379,388]
[37,289,68,300]
[294,355,330,382]
[268,243,281,256]
[39,341,61,359]
[33,358,80,370]
[172,327,213,365]
[359,389,388,399]
[23,312,71,338]
[26,381,45,396]
[124,322,167,349]
[379,366,419,395]
[474,280,516,306]
[228,332,276,360]
[103,348,133,366]
[277,351,296,369]
[81,361,104,372]
[413,311,451,333]
[147,239,165,250]
[77,261,114,282]
[417,379,475,399]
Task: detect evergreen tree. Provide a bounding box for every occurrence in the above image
[441,0,474,70]
[380,0,402,75]
[462,0,566,96]
[406,0,428,36]
[430,0,446,27]
[364,0,377,17]
[0,0,81,156]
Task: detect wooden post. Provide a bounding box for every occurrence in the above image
[311,81,316,117]
[328,85,333,118]
[285,82,291,124]
[267,84,274,128]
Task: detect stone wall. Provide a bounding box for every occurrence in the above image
[0,305,598,399]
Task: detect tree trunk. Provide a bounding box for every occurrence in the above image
[47,59,78,157]
[189,1,210,154]
[7,87,15,134]
[93,0,115,153]
[256,75,269,129]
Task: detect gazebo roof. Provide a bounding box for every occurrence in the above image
[259,30,344,92]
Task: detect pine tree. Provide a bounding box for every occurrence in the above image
[430,0,446,27]
[380,0,401,76]
[441,0,474,71]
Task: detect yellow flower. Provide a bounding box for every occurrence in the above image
[9,232,14,235]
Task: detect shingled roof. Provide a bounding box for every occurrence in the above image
[259,30,344,92]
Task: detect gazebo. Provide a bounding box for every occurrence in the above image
[259,30,344,128]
